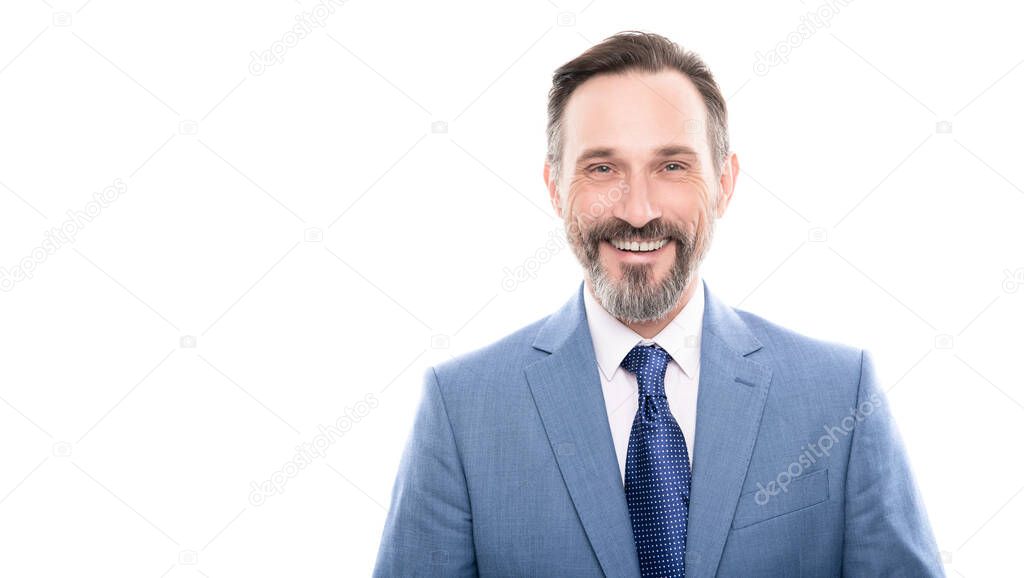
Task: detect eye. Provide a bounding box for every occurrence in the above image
[664,162,688,172]
[588,164,613,174]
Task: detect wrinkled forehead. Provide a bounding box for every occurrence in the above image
[561,69,710,163]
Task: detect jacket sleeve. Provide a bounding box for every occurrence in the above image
[373,366,478,577]
[841,349,945,576]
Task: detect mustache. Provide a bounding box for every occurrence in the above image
[579,218,686,245]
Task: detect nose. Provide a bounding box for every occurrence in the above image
[612,173,661,229]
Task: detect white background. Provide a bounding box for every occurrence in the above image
[1,0,1022,576]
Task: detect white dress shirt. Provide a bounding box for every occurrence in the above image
[582,273,704,486]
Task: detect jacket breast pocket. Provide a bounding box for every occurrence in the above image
[731,467,829,530]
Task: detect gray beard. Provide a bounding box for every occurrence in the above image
[589,252,690,324]
[569,219,714,324]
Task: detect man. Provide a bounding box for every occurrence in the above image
[374,31,943,577]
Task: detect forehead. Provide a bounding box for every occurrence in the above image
[562,69,709,158]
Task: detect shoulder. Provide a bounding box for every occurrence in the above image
[737,307,861,361]
[727,305,867,396]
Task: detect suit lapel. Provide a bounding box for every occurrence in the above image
[525,282,641,578]
[684,281,773,578]
[524,279,773,578]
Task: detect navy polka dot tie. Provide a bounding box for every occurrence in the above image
[622,344,691,577]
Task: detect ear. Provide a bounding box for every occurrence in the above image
[714,152,739,218]
[543,161,564,218]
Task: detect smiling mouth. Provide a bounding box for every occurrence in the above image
[608,237,670,252]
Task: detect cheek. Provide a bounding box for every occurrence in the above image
[668,173,715,205]
[564,176,589,220]
[648,183,714,253]
[689,190,718,247]
[655,176,714,222]
[566,177,615,226]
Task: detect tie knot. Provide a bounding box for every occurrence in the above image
[621,344,672,398]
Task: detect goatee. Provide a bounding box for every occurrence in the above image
[567,216,703,324]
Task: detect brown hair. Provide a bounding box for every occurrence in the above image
[546,30,730,182]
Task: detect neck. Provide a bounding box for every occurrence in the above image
[587,273,701,339]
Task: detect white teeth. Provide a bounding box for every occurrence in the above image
[610,238,668,252]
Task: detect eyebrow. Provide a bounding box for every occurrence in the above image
[574,144,700,166]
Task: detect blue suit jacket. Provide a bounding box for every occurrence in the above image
[374,279,943,577]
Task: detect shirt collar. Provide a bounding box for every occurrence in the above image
[582,273,704,381]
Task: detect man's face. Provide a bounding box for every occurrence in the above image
[544,69,736,324]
